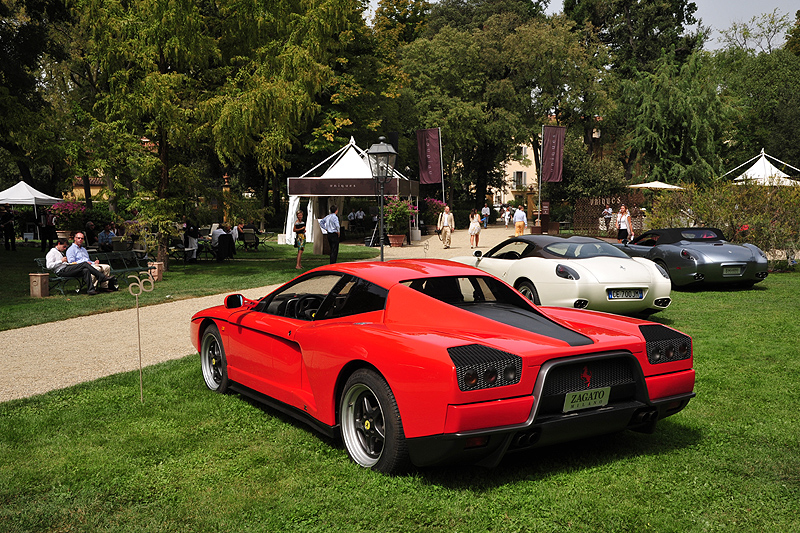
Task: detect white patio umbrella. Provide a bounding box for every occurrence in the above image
[627,181,685,190]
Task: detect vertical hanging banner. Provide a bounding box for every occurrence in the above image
[541,125,566,183]
[416,127,442,184]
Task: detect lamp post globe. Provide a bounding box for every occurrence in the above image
[367,137,398,261]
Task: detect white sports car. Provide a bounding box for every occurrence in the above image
[452,235,672,314]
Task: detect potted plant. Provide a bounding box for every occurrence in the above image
[383,197,417,247]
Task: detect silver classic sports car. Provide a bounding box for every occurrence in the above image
[615,228,769,287]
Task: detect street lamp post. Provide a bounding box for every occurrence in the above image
[367,137,398,262]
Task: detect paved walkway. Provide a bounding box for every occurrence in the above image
[1,225,521,402]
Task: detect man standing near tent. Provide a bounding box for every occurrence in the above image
[39,208,57,252]
[1,204,16,251]
[320,205,340,264]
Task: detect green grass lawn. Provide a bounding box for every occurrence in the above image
[0,240,379,331]
[1,245,798,531]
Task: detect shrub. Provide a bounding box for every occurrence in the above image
[647,181,800,267]
[48,202,87,232]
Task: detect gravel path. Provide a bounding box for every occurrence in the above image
[1,226,519,402]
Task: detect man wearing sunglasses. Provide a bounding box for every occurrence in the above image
[66,232,116,293]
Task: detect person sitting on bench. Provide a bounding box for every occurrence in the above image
[67,232,115,292]
[46,240,115,295]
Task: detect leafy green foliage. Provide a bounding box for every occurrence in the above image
[647,181,800,265]
[544,132,627,220]
[713,47,800,171]
[786,10,800,56]
[620,51,732,185]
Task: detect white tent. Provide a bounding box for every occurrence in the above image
[0,181,62,206]
[284,137,418,247]
[0,181,63,238]
[725,149,800,186]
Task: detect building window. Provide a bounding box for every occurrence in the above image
[517,146,528,158]
[513,171,526,190]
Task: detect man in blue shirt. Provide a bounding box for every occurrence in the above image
[320,206,340,264]
[97,223,116,252]
[67,232,115,291]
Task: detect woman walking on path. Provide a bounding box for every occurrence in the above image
[293,210,306,269]
[468,208,481,248]
[616,204,633,243]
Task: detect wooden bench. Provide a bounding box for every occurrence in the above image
[33,258,86,296]
[91,251,155,278]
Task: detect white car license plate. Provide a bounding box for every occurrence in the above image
[608,289,643,299]
[723,266,742,276]
[564,387,611,412]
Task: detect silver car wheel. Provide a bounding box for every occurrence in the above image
[201,324,228,393]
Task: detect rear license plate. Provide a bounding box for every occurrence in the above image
[723,266,742,276]
[563,387,611,413]
[608,289,643,299]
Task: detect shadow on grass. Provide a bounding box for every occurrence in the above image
[419,418,702,488]
[233,386,701,487]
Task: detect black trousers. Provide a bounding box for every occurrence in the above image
[3,225,15,251]
[326,232,339,264]
[57,263,110,290]
[41,226,56,252]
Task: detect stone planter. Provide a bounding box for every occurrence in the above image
[387,234,406,247]
[56,230,73,240]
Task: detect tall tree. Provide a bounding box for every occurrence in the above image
[401,16,528,207]
[504,15,610,159]
[713,46,800,171]
[786,10,800,56]
[565,0,705,180]
[719,8,792,54]
[621,51,732,184]
[564,0,703,76]
[0,0,69,189]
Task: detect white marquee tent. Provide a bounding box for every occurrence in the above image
[0,180,62,207]
[284,138,418,250]
[724,149,800,186]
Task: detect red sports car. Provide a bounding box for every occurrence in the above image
[190,260,695,473]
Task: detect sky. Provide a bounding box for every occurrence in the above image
[366,1,798,50]
[544,0,798,49]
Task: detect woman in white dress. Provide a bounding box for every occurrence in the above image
[468,208,481,248]
[616,204,633,243]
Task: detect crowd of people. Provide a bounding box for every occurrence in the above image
[12,199,652,299]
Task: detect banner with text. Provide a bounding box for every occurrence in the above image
[416,128,442,184]
[541,126,566,183]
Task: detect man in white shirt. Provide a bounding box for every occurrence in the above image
[211,226,227,247]
[47,240,113,295]
[67,232,113,291]
[355,208,365,230]
[481,203,491,228]
[513,207,527,236]
[320,206,340,263]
